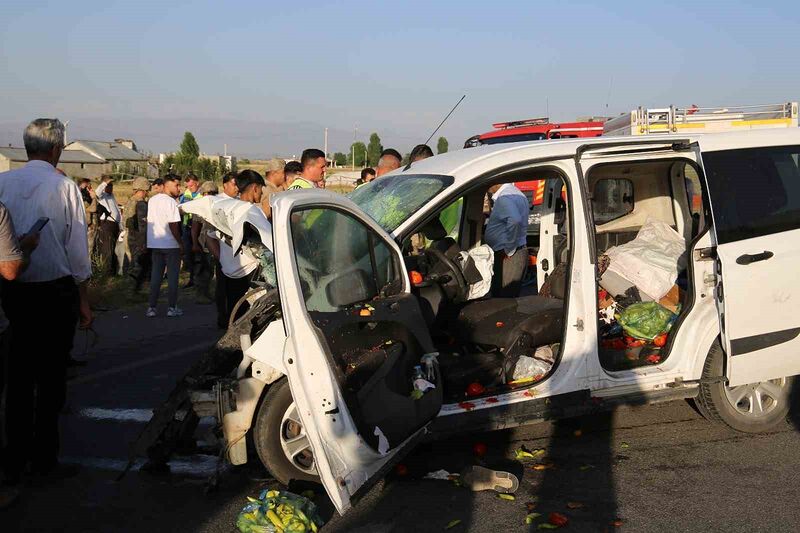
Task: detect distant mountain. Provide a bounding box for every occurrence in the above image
[0,117,359,159]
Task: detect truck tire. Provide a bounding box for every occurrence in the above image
[696,340,792,433]
[252,378,320,485]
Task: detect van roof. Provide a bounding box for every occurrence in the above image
[397,129,800,187]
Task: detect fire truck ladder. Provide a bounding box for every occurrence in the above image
[637,102,798,134]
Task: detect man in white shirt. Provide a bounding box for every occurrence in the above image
[0,118,92,485]
[484,183,530,297]
[146,174,183,317]
[206,170,263,326]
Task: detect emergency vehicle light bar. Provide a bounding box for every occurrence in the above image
[492,117,550,129]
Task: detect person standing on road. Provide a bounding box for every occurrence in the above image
[213,172,239,327]
[0,118,92,487]
[191,180,218,302]
[95,175,122,275]
[206,170,264,326]
[410,144,434,163]
[150,177,165,195]
[287,149,326,190]
[0,200,38,507]
[179,173,201,288]
[261,158,286,218]
[146,174,183,318]
[78,178,99,259]
[375,148,402,177]
[354,167,376,190]
[283,160,303,189]
[485,183,529,297]
[123,177,151,293]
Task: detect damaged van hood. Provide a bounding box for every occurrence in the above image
[179,196,273,253]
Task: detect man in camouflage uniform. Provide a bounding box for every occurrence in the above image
[123,177,151,292]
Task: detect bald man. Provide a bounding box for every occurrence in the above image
[375,148,402,177]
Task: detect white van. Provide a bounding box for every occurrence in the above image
[194,129,800,515]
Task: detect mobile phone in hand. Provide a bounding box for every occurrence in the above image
[28,217,50,234]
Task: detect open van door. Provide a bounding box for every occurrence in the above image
[698,140,800,386]
[271,190,443,514]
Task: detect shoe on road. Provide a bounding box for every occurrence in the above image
[145,307,157,318]
[460,465,519,494]
[167,307,183,317]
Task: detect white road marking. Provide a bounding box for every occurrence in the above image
[79,407,154,423]
[74,407,216,426]
[61,454,224,477]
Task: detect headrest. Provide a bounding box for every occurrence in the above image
[421,218,447,241]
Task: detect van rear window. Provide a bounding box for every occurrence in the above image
[592,179,634,224]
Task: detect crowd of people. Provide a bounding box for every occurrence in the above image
[0,117,529,509]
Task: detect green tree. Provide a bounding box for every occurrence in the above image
[437,136,449,154]
[366,133,383,167]
[180,131,200,158]
[347,142,367,167]
[333,152,347,166]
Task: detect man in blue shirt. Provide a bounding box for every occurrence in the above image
[484,183,529,297]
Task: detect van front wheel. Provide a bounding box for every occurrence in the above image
[252,378,320,485]
[696,340,792,433]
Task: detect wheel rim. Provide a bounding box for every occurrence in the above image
[724,377,787,418]
[279,402,317,476]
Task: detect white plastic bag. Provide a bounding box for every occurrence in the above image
[603,219,686,301]
[512,355,552,381]
[457,244,494,300]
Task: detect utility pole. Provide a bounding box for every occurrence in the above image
[352,124,357,170]
[64,120,70,145]
[324,128,328,166]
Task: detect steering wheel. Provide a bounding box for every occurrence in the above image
[426,247,469,303]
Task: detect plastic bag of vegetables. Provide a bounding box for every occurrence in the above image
[236,489,324,533]
[616,302,677,340]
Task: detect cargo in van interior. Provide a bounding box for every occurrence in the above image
[588,159,703,371]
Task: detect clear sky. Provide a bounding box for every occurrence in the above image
[1,0,798,157]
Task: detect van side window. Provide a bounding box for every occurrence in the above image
[290,208,403,312]
[592,178,634,224]
[702,145,800,243]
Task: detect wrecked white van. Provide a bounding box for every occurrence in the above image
[185,129,800,514]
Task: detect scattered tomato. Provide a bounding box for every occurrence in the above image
[610,518,624,527]
[653,333,668,347]
[645,354,662,365]
[466,382,485,397]
[495,321,505,328]
[624,336,645,348]
[472,442,488,457]
[548,512,569,527]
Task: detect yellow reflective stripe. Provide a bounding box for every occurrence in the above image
[731,118,793,127]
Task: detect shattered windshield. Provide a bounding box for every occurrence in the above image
[349,174,454,233]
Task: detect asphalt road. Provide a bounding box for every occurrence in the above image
[4,300,800,532]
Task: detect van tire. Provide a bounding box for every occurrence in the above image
[252,378,320,485]
[696,340,792,433]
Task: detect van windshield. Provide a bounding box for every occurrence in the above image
[349,174,454,233]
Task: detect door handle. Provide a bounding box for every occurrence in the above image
[736,251,774,265]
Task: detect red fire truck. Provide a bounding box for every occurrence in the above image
[463,116,605,147]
